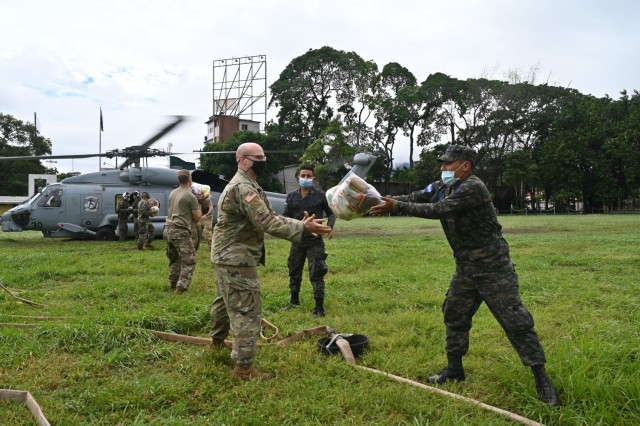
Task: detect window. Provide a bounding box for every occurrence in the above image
[38,188,63,208]
[241,124,248,130]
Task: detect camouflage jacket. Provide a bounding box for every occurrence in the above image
[130,196,140,217]
[137,199,152,220]
[283,187,336,244]
[394,174,503,259]
[116,199,130,220]
[212,170,304,267]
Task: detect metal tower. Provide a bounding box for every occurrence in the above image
[210,55,267,141]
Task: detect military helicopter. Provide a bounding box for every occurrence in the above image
[0,117,377,240]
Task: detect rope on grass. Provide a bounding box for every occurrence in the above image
[0,280,47,307]
[1,318,544,426]
[0,389,51,426]
[354,366,544,426]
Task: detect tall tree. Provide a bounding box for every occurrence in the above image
[0,113,52,196]
[337,52,378,149]
[371,62,417,188]
[269,47,364,150]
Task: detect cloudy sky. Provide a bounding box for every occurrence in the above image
[1,0,637,174]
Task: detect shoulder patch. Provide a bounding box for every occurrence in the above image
[244,191,257,203]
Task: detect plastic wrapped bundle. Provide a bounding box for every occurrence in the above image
[150,206,159,217]
[326,173,383,220]
[191,183,210,200]
[149,198,159,208]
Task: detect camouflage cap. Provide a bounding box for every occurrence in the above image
[437,144,476,163]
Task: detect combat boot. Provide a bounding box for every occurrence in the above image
[312,297,325,317]
[232,365,272,380]
[211,338,230,349]
[283,292,300,310]
[427,353,465,384]
[532,365,559,406]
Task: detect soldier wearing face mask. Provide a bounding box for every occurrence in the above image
[282,164,336,317]
[210,143,332,380]
[370,144,559,407]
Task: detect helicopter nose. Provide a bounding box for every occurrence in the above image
[1,209,24,232]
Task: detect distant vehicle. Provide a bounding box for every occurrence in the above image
[0,117,377,240]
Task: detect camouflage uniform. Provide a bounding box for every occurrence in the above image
[283,187,336,301]
[210,169,303,367]
[116,197,130,241]
[393,174,546,366]
[165,186,199,292]
[130,193,140,235]
[202,215,214,250]
[192,196,212,251]
[136,198,155,249]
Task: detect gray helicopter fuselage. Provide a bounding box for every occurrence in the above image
[1,168,178,239]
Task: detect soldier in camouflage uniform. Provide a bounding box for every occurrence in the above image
[190,185,214,251]
[165,170,202,294]
[210,142,332,381]
[116,192,130,241]
[136,192,156,250]
[283,164,336,317]
[202,210,214,251]
[130,190,140,236]
[370,144,559,406]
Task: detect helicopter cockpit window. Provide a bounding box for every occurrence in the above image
[37,188,64,208]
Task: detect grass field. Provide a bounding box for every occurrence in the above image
[1,214,639,425]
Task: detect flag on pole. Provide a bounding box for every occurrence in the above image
[100,108,104,132]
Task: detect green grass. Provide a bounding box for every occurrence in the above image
[1,215,639,425]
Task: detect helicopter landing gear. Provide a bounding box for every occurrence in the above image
[95,227,116,241]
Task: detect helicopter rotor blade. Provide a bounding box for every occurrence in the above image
[0,115,187,164]
[170,150,302,156]
[0,153,108,161]
[119,115,185,169]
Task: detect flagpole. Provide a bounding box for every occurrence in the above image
[99,107,103,171]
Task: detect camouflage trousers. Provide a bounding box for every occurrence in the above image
[191,222,203,251]
[117,217,128,241]
[137,217,155,248]
[210,264,262,367]
[287,241,328,300]
[164,225,196,291]
[202,218,213,251]
[443,242,546,366]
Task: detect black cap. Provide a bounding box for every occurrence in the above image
[437,144,476,163]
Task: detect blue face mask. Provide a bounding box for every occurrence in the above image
[441,171,458,187]
[299,177,314,188]
[441,162,468,187]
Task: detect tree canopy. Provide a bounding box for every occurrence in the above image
[0,113,52,196]
[267,47,639,211]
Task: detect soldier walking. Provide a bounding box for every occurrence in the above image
[136,192,155,250]
[165,170,202,294]
[116,192,130,241]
